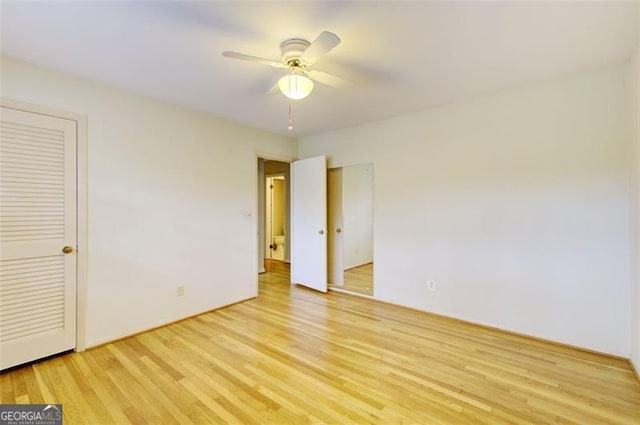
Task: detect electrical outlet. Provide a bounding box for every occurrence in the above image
[176,285,185,297]
[427,279,436,292]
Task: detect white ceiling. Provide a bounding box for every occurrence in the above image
[1,1,639,137]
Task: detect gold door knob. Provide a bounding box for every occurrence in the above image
[318,230,324,235]
[336,228,342,233]
[62,246,74,254]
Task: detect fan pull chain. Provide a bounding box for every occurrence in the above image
[288,100,293,131]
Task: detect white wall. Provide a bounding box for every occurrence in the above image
[0,56,297,347]
[300,64,632,356]
[631,43,640,371]
[342,164,374,269]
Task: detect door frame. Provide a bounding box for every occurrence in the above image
[254,152,296,296]
[1,98,89,352]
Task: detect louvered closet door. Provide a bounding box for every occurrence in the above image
[0,106,77,370]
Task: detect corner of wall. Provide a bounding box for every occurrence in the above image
[631,40,640,372]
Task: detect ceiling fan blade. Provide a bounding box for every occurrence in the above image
[301,31,341,65]
[222,51,285,68]
[267,81,280,95]
[307,70,352,88]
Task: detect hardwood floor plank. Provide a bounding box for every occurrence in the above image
[18,367,44,404]
[10,368,28,403]
[84,374,133,425]
[178,377,243,424]
[31,363,56,403]
[0,372,15,403]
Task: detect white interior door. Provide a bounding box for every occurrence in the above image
[291,156,327,292]
[0,106,77,370]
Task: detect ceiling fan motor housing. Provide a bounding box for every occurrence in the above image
[281,38,310,67]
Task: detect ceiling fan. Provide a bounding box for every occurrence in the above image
[222,31,349,101]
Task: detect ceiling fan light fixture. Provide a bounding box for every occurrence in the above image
[278,73,314,100]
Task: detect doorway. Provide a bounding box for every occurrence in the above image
[257,158,291,282]
[257,156,372,297]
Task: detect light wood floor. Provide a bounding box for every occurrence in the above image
[341,262,374,296]
[2,262,640,424]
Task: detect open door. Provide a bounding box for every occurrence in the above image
[291,156,327,292]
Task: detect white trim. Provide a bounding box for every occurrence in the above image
[75,114,88,351]
[0,98,89,352]
[256,151,296,164]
